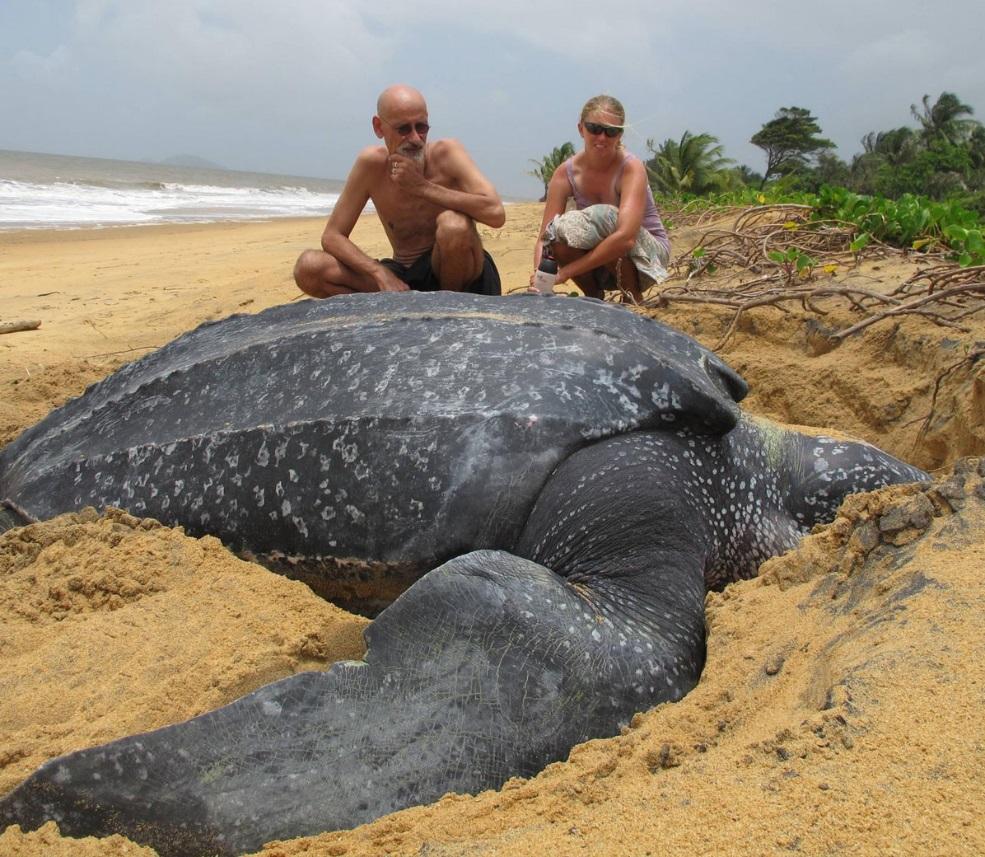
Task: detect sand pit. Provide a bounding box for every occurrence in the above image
[0,205,982,856]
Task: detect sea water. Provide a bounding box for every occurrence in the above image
[0,149,346,230]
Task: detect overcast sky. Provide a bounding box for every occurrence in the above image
[2,0,984,198]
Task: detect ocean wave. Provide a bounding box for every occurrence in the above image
[0,178,341,229]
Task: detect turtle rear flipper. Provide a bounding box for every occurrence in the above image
[0,530,707,857]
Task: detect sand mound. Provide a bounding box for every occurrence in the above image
[0,820,157,856]
[643,257,985,474]
[0,508,367,797]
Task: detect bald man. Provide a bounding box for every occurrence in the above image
[294,85,505,298]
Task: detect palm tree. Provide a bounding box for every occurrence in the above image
[528,143,576,201]
[645,131,734,196]
[860,127,918,167]
[910,92,978,146]
[969,126,985,170]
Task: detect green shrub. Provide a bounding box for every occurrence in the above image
[662,185,985,267]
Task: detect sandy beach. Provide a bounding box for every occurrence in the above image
[1,205,983,856]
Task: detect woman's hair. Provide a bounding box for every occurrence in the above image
[580,95,626,127]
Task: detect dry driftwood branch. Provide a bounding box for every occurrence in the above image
[831,282,985,340]
[892,264,985,297]
[733,204,813,233]
[638,204,985,350]
[0,320,41,335]
[708,286,907,351]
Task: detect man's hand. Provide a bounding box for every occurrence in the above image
[388,153,427,194]
[374,265,411,293]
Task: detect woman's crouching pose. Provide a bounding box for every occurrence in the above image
[532,95,670,303]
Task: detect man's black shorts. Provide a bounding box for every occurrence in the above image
[379,250,501,296]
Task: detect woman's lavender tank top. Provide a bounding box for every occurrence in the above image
[564,153,669,249]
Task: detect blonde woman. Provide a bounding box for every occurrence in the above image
[532,95,670,302]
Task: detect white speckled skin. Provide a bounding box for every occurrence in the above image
[0,293,744,610]
[0,293,927,857]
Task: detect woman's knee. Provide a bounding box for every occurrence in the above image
[551,240,582,264]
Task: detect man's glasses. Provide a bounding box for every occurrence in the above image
[583,121,623,138]
[381,118,430,138]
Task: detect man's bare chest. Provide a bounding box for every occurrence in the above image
[375,188,441,235]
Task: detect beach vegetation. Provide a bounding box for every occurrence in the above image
[528,142,576,201]
[629,90,985,266]
[644,131,736,196]
[750,106,835,189]
[911,92,978,147]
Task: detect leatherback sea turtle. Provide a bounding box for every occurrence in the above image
[0,292,926,856]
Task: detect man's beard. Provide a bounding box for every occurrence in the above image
[399,143,426,165]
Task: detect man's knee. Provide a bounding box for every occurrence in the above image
[294,250,321,284]
[295,249,344,297]
[435,210,477,248]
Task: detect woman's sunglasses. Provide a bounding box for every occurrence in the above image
[583,121,623,138]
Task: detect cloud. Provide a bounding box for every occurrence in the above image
[2,0,984,196]
[11,1,387,111]
[838,29,940,79]
[10,43,72,82]
[1,1,400,173]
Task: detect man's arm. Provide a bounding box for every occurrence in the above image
[390,139,506,228]
[321,148,408,292]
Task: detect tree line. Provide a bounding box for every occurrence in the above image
[529,92,985,217]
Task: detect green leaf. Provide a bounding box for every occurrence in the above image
[850,233,871,253]
[795,253,817,273]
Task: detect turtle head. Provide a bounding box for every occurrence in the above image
[751,418,932,528]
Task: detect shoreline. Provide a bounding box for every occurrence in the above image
[0,206,543,391]
[0,215,327,244]
[0,203,535,242]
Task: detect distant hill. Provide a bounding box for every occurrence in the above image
[158,154,227,170]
